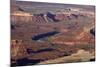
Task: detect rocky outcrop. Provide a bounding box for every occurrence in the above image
[11,40,27,59]
[11,12,47,23]
[32,14,47,23]
[11,11,33,22]
[38,50,95,64]
[11,10,88,24]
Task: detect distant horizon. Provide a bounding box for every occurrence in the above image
[17,0,95,5]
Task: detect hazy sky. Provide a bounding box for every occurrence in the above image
[17,0,95,5]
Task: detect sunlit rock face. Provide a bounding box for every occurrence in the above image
[11,40,27,59]
[11,11,33,22]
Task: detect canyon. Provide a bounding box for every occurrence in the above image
[11,0,95,66]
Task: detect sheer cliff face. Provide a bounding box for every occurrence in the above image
[11,11,33,22]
